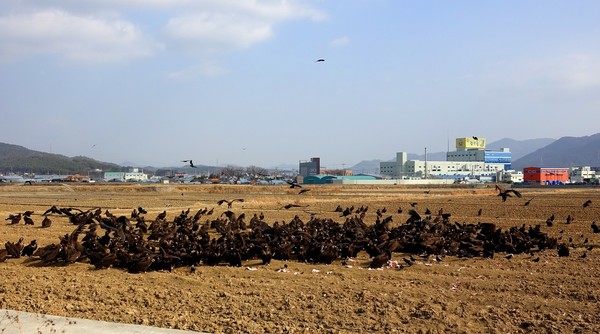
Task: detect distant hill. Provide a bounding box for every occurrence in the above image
[487,138,555,160]
[351,159,382,175]
[0,142,122,175]
[512,133,600,170]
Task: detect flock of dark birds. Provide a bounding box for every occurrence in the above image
[0,186,597,274]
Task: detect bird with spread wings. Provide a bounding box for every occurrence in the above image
[181,160,197,168]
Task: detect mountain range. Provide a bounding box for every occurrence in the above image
[0,142,121,175]
[2,134,599,175]
[511,133,600,170]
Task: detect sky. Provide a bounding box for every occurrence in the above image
[1,1,600,169]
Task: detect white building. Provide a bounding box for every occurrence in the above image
[380,151,507,180]
[380,137,511,181]
[104,168,148,182]
[497,170,524,183]
[125,172,148,181]
[570,166,596,183]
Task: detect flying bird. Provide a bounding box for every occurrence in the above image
[497,188,521,202]
[315,59,325,62]
[217,198,244,209]
[497,190,512,202]
[181,160,197,168]
[298,188,311,195]
[286,180,302,188]
[583,200,592,208]
[472,136,478,140]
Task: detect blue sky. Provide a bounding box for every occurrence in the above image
[1,1,599,169]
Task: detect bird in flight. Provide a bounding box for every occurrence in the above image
[217,198,244,209]
[316,59,325,62]
[181,160,197,168]
[286,180,302,189]
[496,187,522,202]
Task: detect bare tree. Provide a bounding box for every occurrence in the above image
[246,165,269,178]
[220,166,245,178]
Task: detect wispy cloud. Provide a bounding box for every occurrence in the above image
[165,13,274,52]
[330,36,350,48]
[483,53,600,98]
[0,9,160,63]
[166,62,230,80]
[0,1,325,63]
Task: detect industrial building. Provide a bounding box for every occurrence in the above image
[103,168,148,182]
[523,167,570,185]
[299,157,320,178]
[446,137,511,169]
[380,137,510,181]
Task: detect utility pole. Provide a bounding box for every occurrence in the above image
[424,147,428,179]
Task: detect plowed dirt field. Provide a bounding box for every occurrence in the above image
[1,183,599,333]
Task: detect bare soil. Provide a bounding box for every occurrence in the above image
[0,183,599,333]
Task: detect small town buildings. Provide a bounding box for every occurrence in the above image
[570,166,596,183]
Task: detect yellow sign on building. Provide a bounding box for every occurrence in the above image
[456,137,486,149]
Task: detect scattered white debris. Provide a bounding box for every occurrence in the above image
[312,269,321,273]
[326,271,333,275]
[344,265,353,269]
[276,268,288,273]
[457,266,466,271]
[245,267,258,271]
[386,260,399,268]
